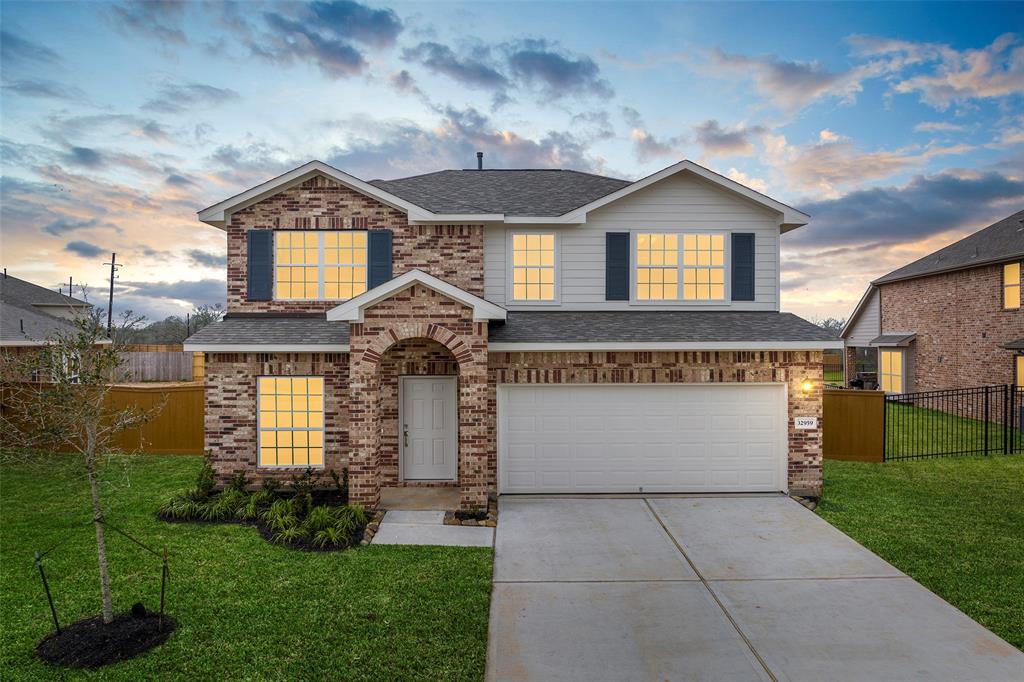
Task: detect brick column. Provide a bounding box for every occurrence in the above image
[347,368,381,508]
[458,371,490,510]
[845,345,858,385]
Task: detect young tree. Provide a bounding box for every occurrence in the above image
[0,315,163,624]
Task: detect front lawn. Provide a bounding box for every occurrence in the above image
[0,454,493,680]
[817,456,1024,650]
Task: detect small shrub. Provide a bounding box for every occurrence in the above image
[194,451,217,500]
[311,526,344,549]
[328,468,348,500]
[303,505,334,533]
[272,525,308,545]
[287,467,320,498]
[227,471,248,492]
[260,478,280,496]
[236,489,272,521]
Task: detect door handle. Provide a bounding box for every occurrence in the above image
[403,424,409,448]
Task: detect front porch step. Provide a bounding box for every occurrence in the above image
[371,511,494,547]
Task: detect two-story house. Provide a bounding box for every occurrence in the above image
[841,210,1024,394]
[184,159,840,510]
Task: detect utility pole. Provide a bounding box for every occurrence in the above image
[103,253,121,337]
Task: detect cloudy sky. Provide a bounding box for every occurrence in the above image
[1,1,1022,322]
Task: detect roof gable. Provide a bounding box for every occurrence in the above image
[326,269,506,323]
[874,209,1024,284]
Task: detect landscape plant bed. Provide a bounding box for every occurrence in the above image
[443,497,498,526]
[157,457,370,551]
[36,610,177,669]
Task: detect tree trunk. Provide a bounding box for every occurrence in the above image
[87,458,114,624]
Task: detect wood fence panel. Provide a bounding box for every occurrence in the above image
[120,351,194,381]
[823,388,885,462]
[108,383,204,455]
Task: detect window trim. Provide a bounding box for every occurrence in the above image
[878,348,905,394]
[505,229,561,306]
[629,229,731,306]
[256,375,327,469]
[1003,261,1021,310]
[273,229,368,302]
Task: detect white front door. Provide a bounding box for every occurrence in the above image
[401,376,458,481]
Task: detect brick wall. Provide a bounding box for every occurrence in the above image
[203,352,349,485]
[487,350,825,496]
[226,174,484,313]
[880,263,1022,391]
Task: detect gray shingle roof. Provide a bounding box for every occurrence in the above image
[870,333,917,346]
[488,311,839,343]
[1004,338,1024,350]
[185,316,349,346]
[874,210,1024,284]
[0,274,88,346]
[369,169,630,217]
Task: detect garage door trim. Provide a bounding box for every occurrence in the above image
[496,382,789,495]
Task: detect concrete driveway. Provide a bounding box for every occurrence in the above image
[487,496,1024,682]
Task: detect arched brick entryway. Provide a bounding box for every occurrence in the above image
[347,285,490,511]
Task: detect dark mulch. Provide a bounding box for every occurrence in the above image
[452,509,489,522]
[36,611,177,669]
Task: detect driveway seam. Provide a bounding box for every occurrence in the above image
[643,498,778,682]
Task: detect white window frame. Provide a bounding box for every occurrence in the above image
[878,348,905,394]
[505,229,561,306]
[1003,261,1021,310]
[256,375,327,469]
[630,229,731,306]
[273,230,368,302]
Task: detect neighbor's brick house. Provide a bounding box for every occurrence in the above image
[186,160,839,510]
[842,210,1024,393]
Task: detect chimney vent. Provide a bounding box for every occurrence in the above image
[476,151,483,170]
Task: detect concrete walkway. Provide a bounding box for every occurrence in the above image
[371,510,493,547]
[487,496,1024,682]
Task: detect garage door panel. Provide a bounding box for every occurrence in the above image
[500,384,786,494]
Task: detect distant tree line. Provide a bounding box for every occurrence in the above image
[109,304,224,345]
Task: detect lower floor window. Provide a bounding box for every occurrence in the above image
[879,349,903,393]
[258,376,324,467]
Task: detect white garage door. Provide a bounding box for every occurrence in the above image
[498,384,787,494]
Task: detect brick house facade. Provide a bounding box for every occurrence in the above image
[190,160,839,510]
[842,211,1024,394]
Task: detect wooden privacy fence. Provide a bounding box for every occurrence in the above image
[118,345,205,382]
[108,382,204,455]
[823,387,885,462]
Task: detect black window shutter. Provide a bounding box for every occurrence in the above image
[605,232,630,300]
[367,229,393,289]
[247,230,274,301]
[731,233,755,301]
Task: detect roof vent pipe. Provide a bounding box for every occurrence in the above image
[477,151,483,170]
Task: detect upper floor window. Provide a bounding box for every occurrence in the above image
[1004,262,1021,310]
[635,232,726,301]
[637,233,678,300]
[275,231,367,300]
[682,234,725,301]
[512,234,555,301]
[879,349,903,394]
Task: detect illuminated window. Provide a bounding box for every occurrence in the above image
[682,234,725,300]
[1004,262,1021,309]
[258,376,324,467]
[1017,356,1023,389]
[275,231,367,300]
[636,233,678,300]
[512,234,555,301]
[324,231,367,300]
[879,350,903,394]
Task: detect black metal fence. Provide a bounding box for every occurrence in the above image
[884,385,1024,461]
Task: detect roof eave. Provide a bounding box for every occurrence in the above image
[872,252,1024,286]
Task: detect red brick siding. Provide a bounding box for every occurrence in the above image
[880,263,1022,391]
[203,352,349,485]
[226,174,484,313]
[487,350,825,496]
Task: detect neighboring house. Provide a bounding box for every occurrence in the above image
[0,273,91,349]
[184,159,840,510]
[841,210,1024,393]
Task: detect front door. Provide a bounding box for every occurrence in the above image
[401,376,458,480]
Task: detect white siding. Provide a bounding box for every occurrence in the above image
[844,287,880,346]
[484,172,782,311]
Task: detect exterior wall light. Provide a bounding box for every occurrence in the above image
[800,379,814,394]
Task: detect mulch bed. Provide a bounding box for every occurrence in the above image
[36,611,176,669]
[443,497,498,526]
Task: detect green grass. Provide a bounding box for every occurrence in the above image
[0,454,493,680]
[817,457,1024,650]
[824,369,844,385]
[886,402,1023,458]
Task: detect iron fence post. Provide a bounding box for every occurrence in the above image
[983,388,990,455]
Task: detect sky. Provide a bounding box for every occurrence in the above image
[1,0,1022,323]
